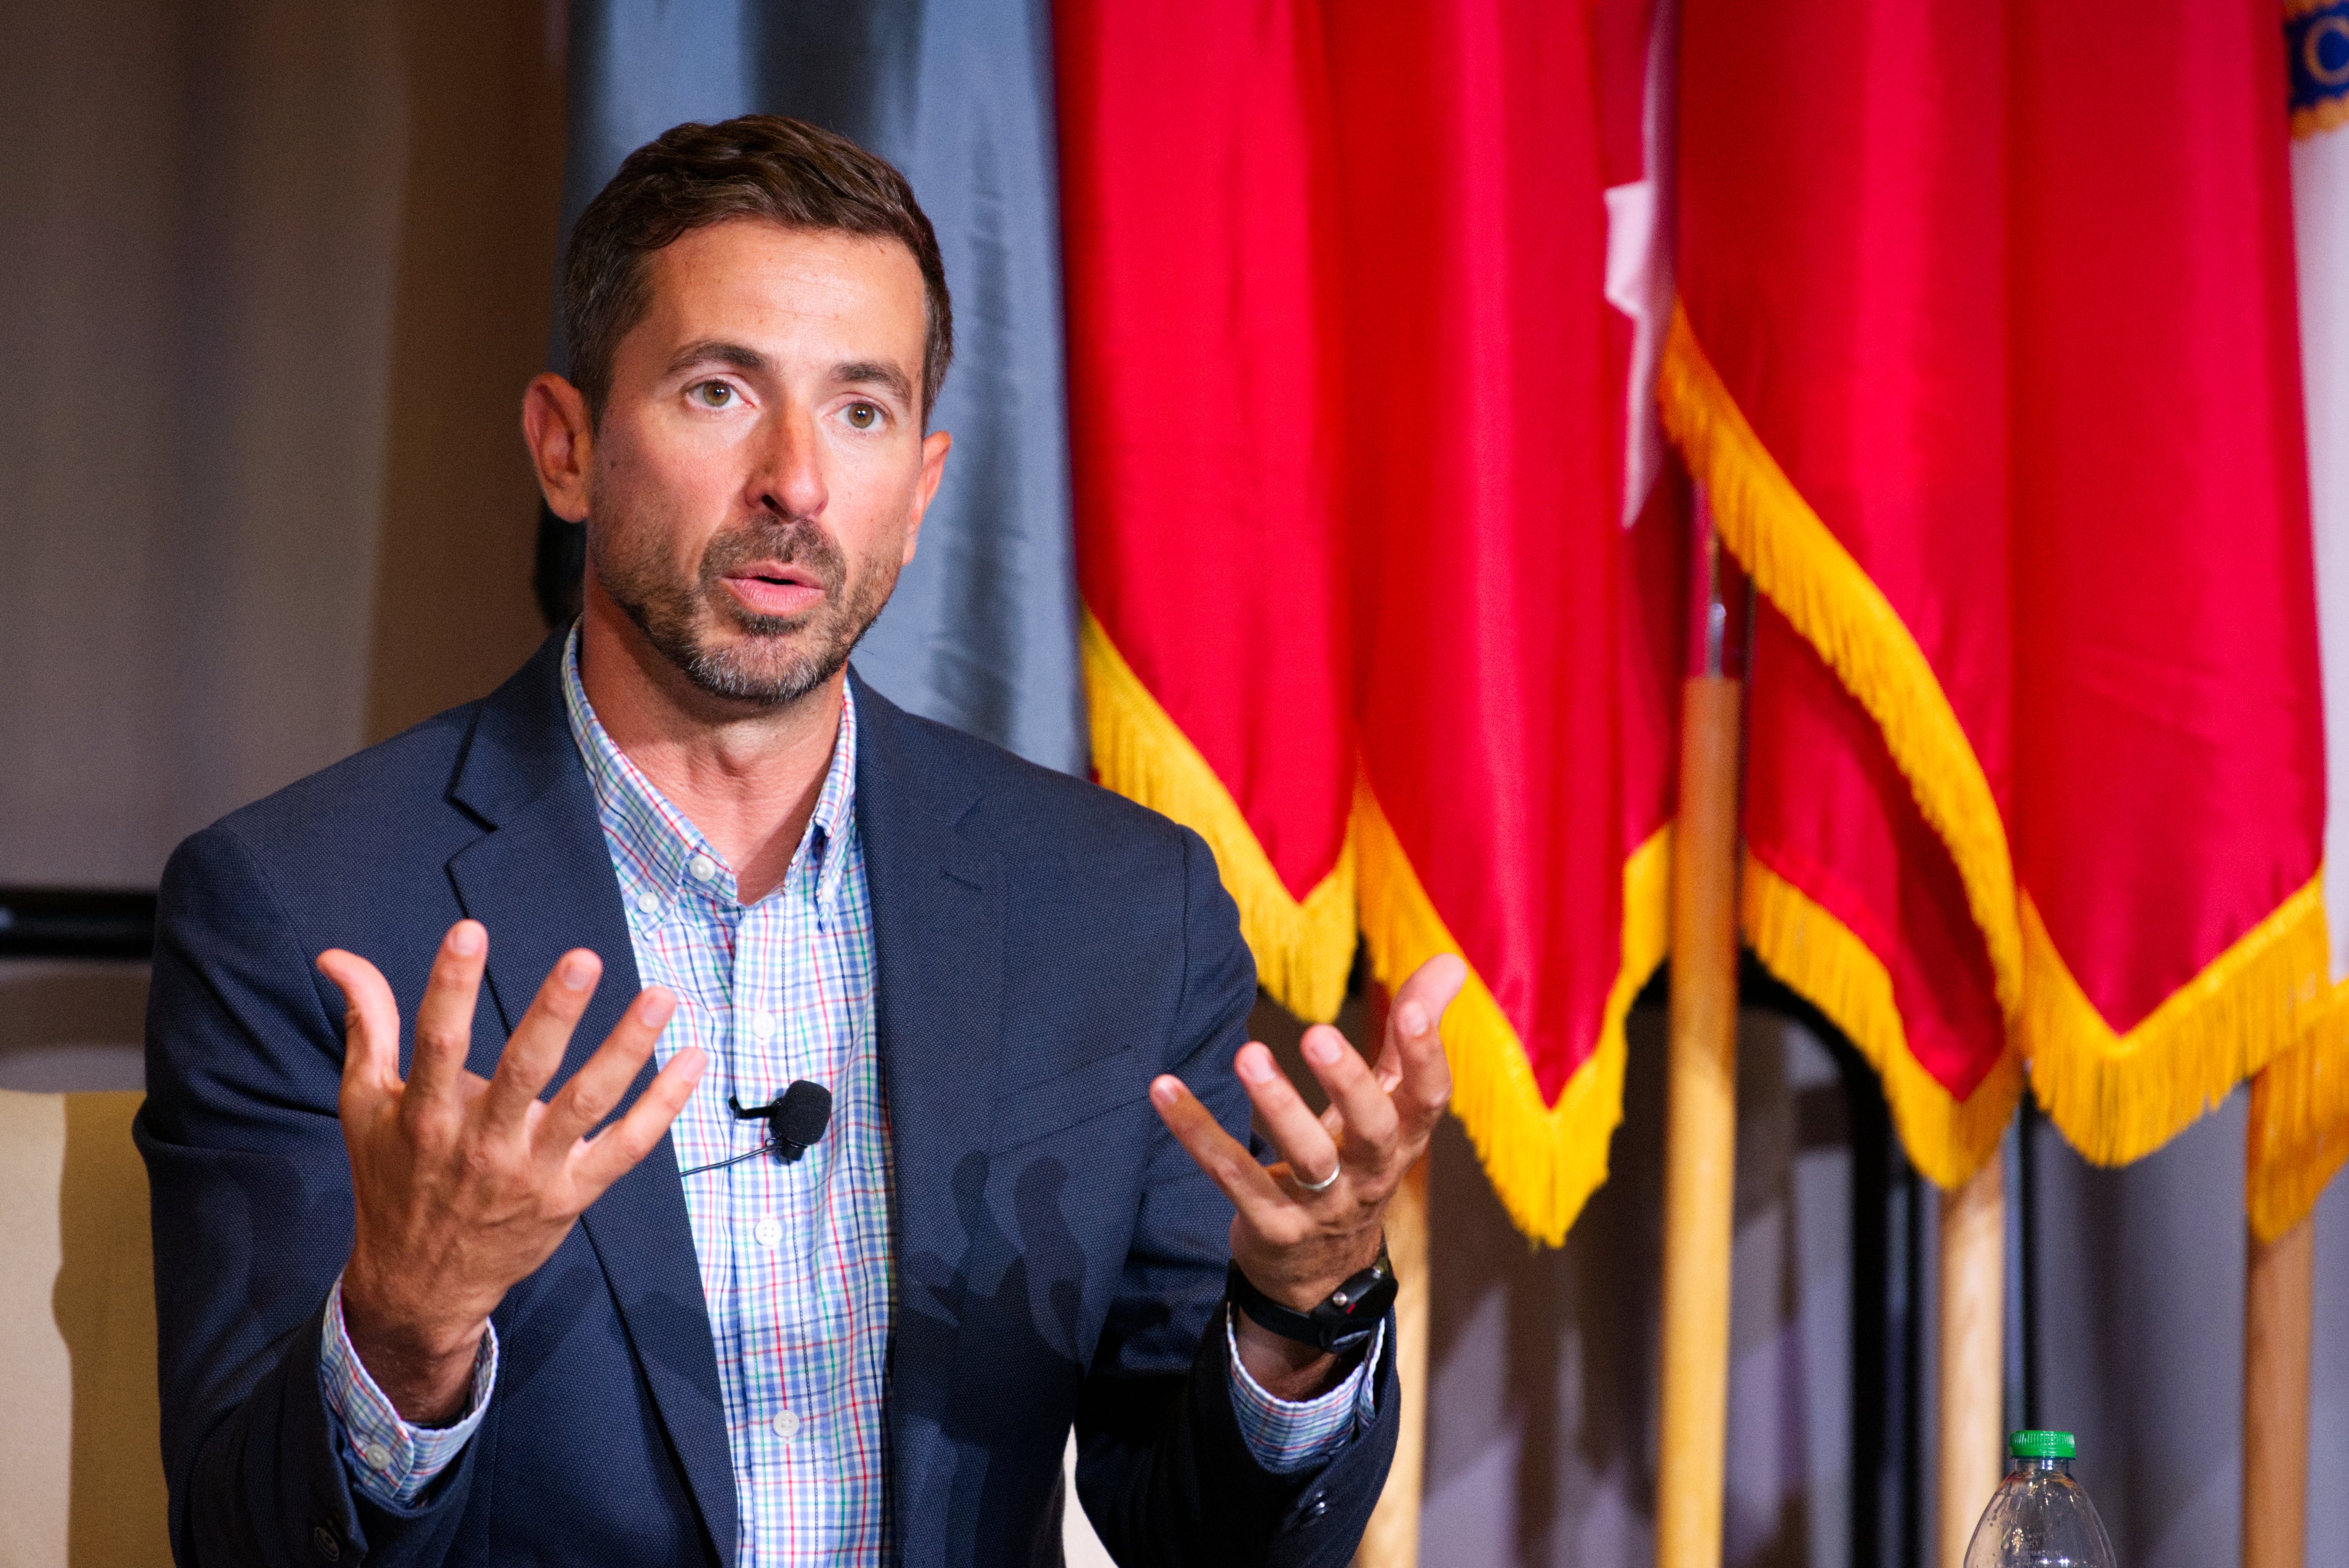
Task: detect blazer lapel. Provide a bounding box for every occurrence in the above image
[851,674,1006,1539]
[444,636,740,1566]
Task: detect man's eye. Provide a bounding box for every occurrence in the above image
[691,382,736,408]
[845,403,879,430]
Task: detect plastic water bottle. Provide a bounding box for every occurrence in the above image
[1961,1431,2117,1568]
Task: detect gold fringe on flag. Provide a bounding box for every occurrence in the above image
[1354,779,1670,1246]
[1744,856,2020,1188]
[2020,879,2328,1168]
[1662,301,2331,1180]
[2248,983,2349,1242]
[1658,303,2023,1019]
[1080,606,1358,1022]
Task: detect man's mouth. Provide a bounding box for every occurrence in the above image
[720,564,825,619]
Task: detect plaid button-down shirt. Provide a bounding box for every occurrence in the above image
[320,630,1373,1559]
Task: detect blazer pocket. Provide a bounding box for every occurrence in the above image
[988,1045,1149,1154]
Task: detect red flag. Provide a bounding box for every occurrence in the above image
[1056,0,1358,1022]
[1058,0,1685,1243]
[1667,0,2325,1182]
[2249,0,2349,1242]
[1330,0,1682,1243]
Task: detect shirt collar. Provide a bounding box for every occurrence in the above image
[560,624,859,914]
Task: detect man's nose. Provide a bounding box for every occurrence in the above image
[749,404,828,520]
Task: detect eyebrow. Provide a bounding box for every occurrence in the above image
[831,359,915,408]
[665,339,769,377]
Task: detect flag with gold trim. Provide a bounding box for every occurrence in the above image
[2251,0,2349,1241]
[1056,0,1360,1025]
[1056,0,1687,1244]
[1329,0,1685,1245]
[1667,0,2327,1188]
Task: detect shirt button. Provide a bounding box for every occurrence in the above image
[753,1216,782,1248]
[361,1442,392,1472]
[771,1409,802,1441]
[750,1010,777,1041]
[635,891,661,916]
[690,854,718,882]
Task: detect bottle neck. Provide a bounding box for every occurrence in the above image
[2011,1456,2075,1479]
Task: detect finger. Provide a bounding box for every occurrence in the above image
[1232,1043,1342,1193]
[316,949,403,1104]
[1368,1020,1405,1097]
[537,987,677,1157]
[1148,1074,1291,1229]
[480,949,601,1135]
[1368,960,1463,1092]
[406,921,488,1104]
[573,1046,706,1199]
[1386,954,1466,1133]
[1299,1024,1400,1168]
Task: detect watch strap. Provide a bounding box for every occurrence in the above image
[1226,1243,1396,1356]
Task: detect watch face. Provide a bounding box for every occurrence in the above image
[1230,1249,1399,1354]
[1315,1258,1399,1348]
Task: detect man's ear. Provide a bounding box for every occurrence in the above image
[522,373,595,523]
[902,428,954,567]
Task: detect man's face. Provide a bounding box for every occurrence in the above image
[582,219,944,706]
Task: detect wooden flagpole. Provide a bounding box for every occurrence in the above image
[1353,1152,1431,1568]
[2243,1214,2314,1568]
[1937,1156,2005,1568]
[1656,512,1745,1568]
[1353,979,1430,1568]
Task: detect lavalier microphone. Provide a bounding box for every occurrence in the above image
[678,1080,833,1176]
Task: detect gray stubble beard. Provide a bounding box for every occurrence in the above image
[591,508,900,708]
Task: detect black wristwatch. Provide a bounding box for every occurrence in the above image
[1226,1243,1397,1356]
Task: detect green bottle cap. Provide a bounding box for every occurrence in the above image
[2009,1430,2076,1459]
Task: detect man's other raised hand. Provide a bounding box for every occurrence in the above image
[318,920,702,1423]
[1149,953,1466,1400]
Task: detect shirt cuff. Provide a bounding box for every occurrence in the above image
[1224,1303,1383,1474]
[319,1274,498,1508]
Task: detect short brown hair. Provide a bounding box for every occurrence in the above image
[561,115,953,424]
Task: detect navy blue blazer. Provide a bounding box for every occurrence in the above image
[136,635,1398,1567]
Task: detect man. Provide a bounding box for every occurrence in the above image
[138,116,1462,1567]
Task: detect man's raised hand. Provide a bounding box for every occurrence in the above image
[319,919,702,1423]
[1149,953,1466,1398]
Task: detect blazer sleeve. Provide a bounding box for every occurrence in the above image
[1069,826,1401,1568]
[136,824,477,1568]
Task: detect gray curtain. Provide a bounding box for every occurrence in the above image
[560,0,1087,774]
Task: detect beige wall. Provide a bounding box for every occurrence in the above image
[364,0,568,744]
[0,0,561,888]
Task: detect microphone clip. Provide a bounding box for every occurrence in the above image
[728,1079,834,1164]
[679,1079,834,1178]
